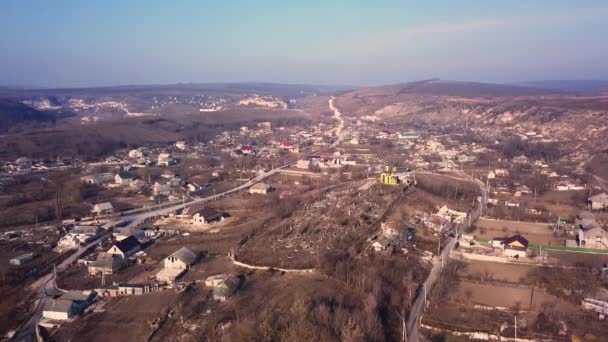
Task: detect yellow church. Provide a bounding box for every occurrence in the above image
[379,164,399,185]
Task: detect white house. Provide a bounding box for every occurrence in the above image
[164,247,199,269]
[91,202,113,216]
[128,149,143,159]
[249,182,272,195]
[579,227,608,249]
[588,193,608,211]
[158,153,173,166]
[107,236,141,259]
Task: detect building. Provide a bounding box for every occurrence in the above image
[157,153,173,166]
[42,299,74,320]
[164,247,199,269]
[175,141,187,150]
[492,234,529,258]
[88,253,123,275]
[296,159,311,169]
[249,182,272,195]
[42,291,95,320]
[115,170,135,185]
[128,149,144,159]
[588,193,608,211]
[372,239,390,251]
[205,274,244,302]
[182,205,227,225]
[15,157,33,170]
[107,236,141,259]
[579,227,608,249]
[113,227,144,241]
[80,173,114,185]
[118,284,155,295]
[10,253,34,266]
[91,202,114,216]
[379,164,399,185]
[155,268,185,284]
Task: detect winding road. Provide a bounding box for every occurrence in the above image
[328,96,346,148]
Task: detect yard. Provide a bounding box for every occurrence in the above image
[474,217,555,245]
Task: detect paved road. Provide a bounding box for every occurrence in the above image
[12,222,114,341]
[405,171,487,341]
[14,98,345,341]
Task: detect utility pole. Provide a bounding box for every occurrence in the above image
[437,238,441,256]
[424,283,427,306]
[514,316,517,339]
[402,316,407,342]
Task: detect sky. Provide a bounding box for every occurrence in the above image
[1,0,608,88]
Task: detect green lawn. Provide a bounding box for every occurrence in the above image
[472,236,608,254]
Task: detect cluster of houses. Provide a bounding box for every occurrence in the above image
[421,206,468,233]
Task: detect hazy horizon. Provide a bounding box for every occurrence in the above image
[2,0,608,88]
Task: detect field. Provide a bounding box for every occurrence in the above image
[459,260,537,283]
[455,280,576,312]
[475,217,555,244]
[54,290,183,342]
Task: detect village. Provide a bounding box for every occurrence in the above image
[1,93,608,342]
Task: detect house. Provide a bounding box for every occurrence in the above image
[153,182,172,197]
[492,234,529,258]
[175,141,187,150]
[505,198,520,208]
[128,149,144,159]
[240,145,254,155]
[113,227,144,241]
[10,253,34,266]
[296,159,311,169]
[588,193,608,211]
[107,236,141,259]
[487,171,496,180]
[280,141,299,153]
[579,227,608,249]
[164,247,199,269]
[372,239,390,251]
[513,155,530,164]
[157,153,173,166]
[88,253,123,275]
[381,221,414,241]
[42,291,96,320]
[80,173,114,185]
[15,157,33,170]
[183,205,227,225]
[42,299,74,320]
[118,284,155,295]
[205,274,244,302]
[91,202,114,216]
[156,268,185,284]
[115,170,135,185]
[249,182,272,195]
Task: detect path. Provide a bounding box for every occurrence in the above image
[328,96,346,148]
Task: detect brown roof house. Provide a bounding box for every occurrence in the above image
[183,205,227,225]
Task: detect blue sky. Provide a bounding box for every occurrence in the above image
[1,0,607,88]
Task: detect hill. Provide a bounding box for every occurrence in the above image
[0,98,58,133]
[517,80,608,94]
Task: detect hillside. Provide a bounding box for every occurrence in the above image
[0,99,57,133]
[334,80,608,159]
